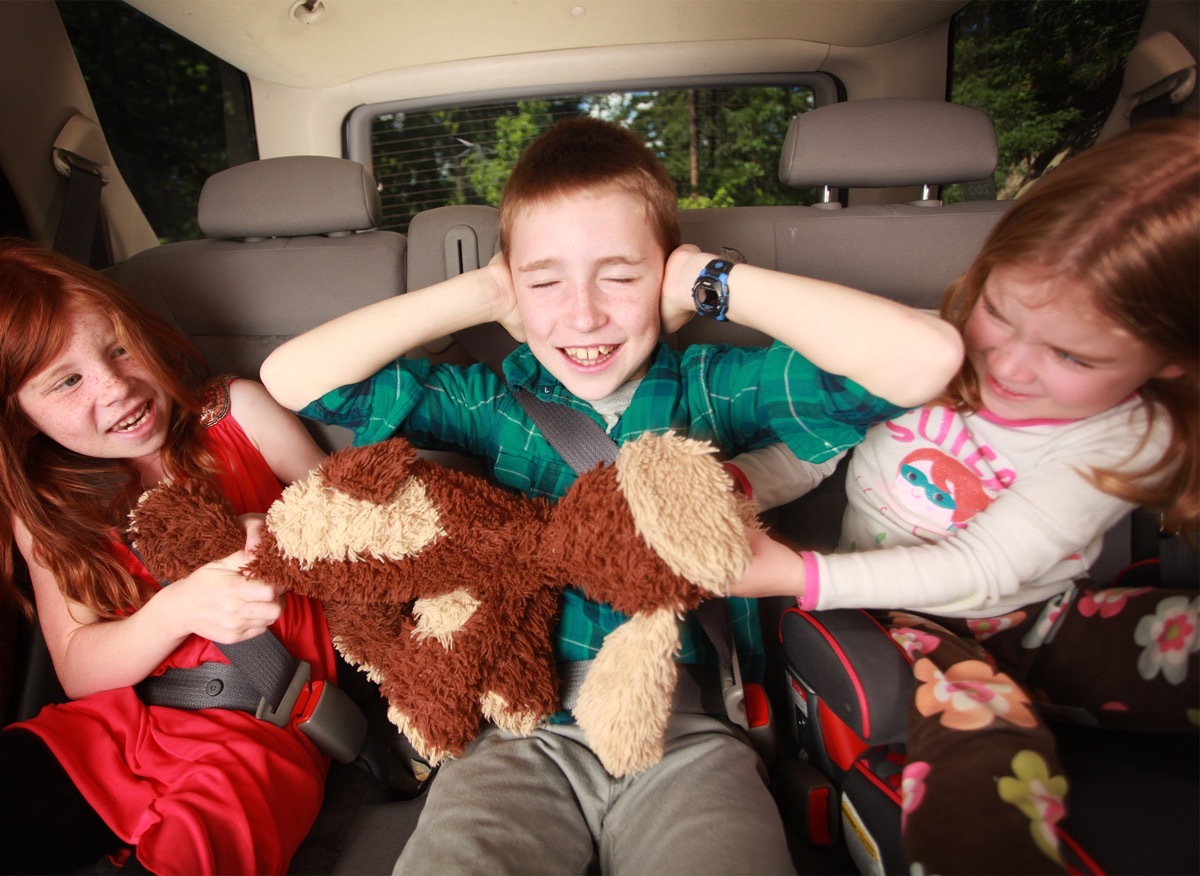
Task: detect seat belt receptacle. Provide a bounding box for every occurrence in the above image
[255,660,368,763]
[295,679,369,764]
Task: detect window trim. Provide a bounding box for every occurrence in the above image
[343,72,842,167]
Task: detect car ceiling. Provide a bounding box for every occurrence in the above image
[126,0,968,90]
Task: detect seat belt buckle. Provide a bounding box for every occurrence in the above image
[254,660,368,763]
[722,648,778,766]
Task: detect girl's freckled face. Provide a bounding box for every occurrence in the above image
[16,305,172,468]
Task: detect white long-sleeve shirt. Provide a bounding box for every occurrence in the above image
[803,396,1171,618]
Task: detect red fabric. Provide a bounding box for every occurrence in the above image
[13,401,336,875]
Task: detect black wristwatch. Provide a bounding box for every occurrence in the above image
[692,258,733,321]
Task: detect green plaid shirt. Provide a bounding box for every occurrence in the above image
[301,340,902,691]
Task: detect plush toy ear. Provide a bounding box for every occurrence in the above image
[127,479,246,583]
[614,432,755,596]
[548,432,760,777]
[316,438,420,505]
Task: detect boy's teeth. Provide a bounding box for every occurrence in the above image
[564,345,614,363]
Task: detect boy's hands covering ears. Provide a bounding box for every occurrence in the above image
[661,245,709,333]
[486,251,526,343]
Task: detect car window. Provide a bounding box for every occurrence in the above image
[56,0,256,242]
[947,0,1147,202]
[349,77,837,235]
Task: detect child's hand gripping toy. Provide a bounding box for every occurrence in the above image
[129,432,759,776]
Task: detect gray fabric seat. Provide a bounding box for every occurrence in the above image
[110,155,408,453]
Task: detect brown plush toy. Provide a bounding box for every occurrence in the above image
[128,431,758,777]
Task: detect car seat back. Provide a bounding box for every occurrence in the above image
[110,155,408,452]
[674,98,1006,351]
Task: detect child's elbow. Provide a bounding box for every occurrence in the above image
[893,320,965,408]
[259,349,305,412]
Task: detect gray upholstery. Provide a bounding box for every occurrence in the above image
[778,98,998,188]
[674,199,1009,350]
[200,155,382,240]
[111,157,407,452]
[407,203,499,292]
[676,100,1009,352]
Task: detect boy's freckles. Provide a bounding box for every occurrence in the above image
[509,190,665,401]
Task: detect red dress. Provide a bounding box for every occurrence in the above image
[14,381,337,875]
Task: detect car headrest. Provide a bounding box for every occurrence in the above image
[778,98,997,188]
[198,155,382,240]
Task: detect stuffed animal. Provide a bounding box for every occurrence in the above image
[128,432,758,776]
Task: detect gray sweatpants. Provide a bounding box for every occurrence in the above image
[393,713,795,875]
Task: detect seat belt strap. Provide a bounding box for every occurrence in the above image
[452,322,617,474]
[50,114,109,267]
[696,599,750,731]
[52,161,104,265]
[129,546,368,761]
[216,630,301,714]
[512,388,617,473]
[128,543,301,716]
[136,661,263,712]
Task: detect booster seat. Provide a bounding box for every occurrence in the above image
[780,603,1200,875]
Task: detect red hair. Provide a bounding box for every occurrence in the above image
[497,117,681,258]
[0,238,217,619]
[938,117,1200,536]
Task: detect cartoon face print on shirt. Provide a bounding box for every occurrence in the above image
[850,407,1016,544]
[895,448,993,532]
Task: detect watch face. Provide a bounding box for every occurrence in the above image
[696,280,722,310]
[693,259,730,320]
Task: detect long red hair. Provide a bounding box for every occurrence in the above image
[938,117,1200,536]
[0,238,218,619]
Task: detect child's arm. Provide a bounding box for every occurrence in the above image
[661,247,963,409]
[730,439,1153,613]
[228,379,326,482]
[19,390,327,699]
[726,446,843,510]
[15,516,281,699]
[261,262,516,412]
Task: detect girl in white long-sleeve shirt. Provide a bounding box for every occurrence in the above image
[734,116,1199,874]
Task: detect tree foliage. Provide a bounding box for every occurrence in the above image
[951,0,1146,196]
[372,86,815,232]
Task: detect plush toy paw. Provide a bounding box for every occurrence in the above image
[128,478,247,583]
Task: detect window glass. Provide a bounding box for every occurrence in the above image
[948,0,1147,201]
[56,0,256,242]
[365,85,819,235]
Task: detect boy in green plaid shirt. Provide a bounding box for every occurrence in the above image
[262,118,962,874]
